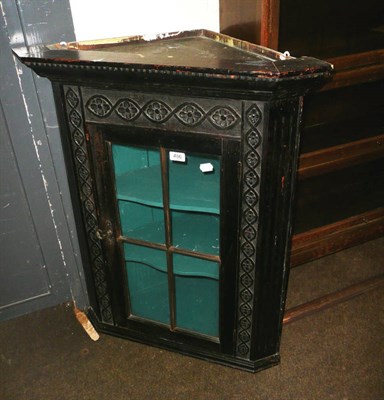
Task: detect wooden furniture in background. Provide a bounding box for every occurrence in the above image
[221,0,384,321]
[221,0,384,266]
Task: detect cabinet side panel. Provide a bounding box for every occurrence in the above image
[62,85,114,324]
[252,97,302,359]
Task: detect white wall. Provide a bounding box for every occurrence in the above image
[69,0,219,41]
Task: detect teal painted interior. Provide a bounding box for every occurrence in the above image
[173,253,219,279]
[174,254,219,337]
[124,243,169,324]
[118,200,165,244]
[172,210,219,255]
[114,144,220,337]
[168,153,220,213]
[113,144,163,208]
[113,144,159,174]
[114,145,220,213]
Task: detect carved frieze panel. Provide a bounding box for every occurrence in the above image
[81,88,242,137]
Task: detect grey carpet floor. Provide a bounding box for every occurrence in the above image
[1,237,383,400]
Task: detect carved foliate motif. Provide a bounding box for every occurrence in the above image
[236,103,263,359]
[240,317,251,330]
[209,106,239,129]
[64,86,113,324]
[86,96,113,117]
[245,151,260,168]
[240,289,253,302]
[69,110,82,127]
[175,103,204,126]
[66,88,79,108]
[238,343,250,356]
[240,273,254,287]
[115,99,140,121]
[243,226,256,241]
[144,101,172,122]
[246,105,262,128]
[244,170,259,187]
[247,130,261,147]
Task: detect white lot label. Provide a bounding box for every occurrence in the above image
[199,162,214,173]
[169,151,186,162]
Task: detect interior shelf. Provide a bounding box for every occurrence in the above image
[119,201,220,255]
[115,166,163,208]
[119,200,165,244]
[172,211,220,256]
[168,154,220,214]
[115,164,220,214]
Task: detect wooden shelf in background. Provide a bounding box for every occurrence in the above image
[322,50,384,91]
[298,134,384,179]
[283,273,384,324]
[291,207,384,267]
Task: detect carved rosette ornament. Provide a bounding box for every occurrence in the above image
[86,95,113,117]
[175,103,205,126]
[64,86,113,324]
[115,99,140,121]
[144,100,172,122]
[236,103,263,359]
[209,106,238,129]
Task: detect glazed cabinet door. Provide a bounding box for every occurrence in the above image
[88,124,240,351]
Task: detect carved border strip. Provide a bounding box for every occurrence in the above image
[236,103,263,359]
[63,85,113,324]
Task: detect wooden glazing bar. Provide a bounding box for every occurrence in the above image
[283,274,384,324]
[160,147,176,330]
[119,237,221,263]
[118,236,167,251]
[169,246,221,263]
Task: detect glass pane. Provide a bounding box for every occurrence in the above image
[169,152,220,254]
[124,243,169,325]
[168,153,220,213]
[112,144,165,244]
[172,210,219,255]
[174,254,219,337]
[119,201,164,243]
[113,144,163,208]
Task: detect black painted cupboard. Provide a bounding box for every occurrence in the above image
[15,30,332,371]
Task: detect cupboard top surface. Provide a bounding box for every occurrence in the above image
[13,30,332,85]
